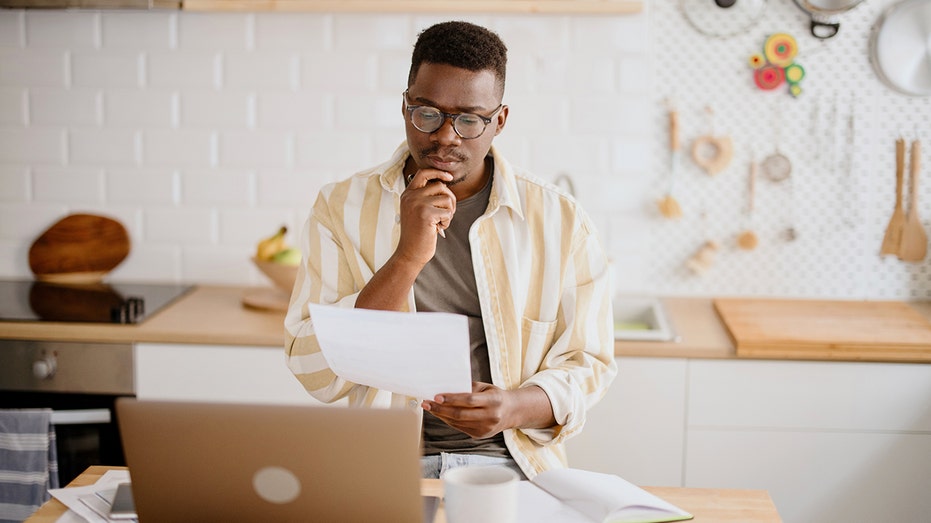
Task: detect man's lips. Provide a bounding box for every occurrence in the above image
[426,155,463,169]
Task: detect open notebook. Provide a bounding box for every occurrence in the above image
[521,468,693,523]
[116,399,431,522]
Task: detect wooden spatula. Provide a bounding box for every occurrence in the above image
[899,139,927,262]
[880,139,906,256]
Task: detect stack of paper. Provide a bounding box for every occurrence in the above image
[48,469,136,522]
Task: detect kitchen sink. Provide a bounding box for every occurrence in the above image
[613,296,678,342]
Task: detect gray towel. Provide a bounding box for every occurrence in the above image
[0,409,59,523]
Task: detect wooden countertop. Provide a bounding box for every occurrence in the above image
[27,466,782,523]
[0,285,286,347]
[1,285,929,363]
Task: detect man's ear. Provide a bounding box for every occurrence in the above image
[494,105,509,136]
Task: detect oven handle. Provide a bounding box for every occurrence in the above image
[50,409,111,425]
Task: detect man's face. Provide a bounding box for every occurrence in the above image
[403,62,507,190]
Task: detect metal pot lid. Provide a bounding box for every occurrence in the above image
[680,0,768,38]
[870,0,931,96]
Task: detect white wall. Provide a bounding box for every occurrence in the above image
[1,1,929,299]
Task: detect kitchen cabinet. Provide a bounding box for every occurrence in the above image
[566,357,688,487]
[570,356,931,523]
[135,343,331,405]
[181,0,643,14]
[686,359,931,523]
[5,286,930,521]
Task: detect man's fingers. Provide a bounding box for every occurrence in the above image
[408,169,453,189]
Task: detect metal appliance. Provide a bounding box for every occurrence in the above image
[0,280,192,484]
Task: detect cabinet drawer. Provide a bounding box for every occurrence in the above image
[687,360,931,431]
[685,429,931,523]
[135,343,324,405]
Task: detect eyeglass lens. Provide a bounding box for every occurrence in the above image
[409,107,488,139]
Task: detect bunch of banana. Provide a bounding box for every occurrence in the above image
[255,226,301,266]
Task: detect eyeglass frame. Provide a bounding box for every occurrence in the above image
[402,90,504,140]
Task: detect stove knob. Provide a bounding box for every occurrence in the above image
[33,354,58,380]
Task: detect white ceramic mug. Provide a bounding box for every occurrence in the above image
[442,465,519,523]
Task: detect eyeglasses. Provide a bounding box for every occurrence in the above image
[403,90,503,140]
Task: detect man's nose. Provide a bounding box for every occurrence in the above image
[432,117,461,145]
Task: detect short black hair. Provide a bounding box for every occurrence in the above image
[408,21,507,97]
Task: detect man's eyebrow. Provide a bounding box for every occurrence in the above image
[410,95,488,113]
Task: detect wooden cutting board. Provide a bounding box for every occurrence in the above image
[713,298,931,362]
[29,213,130,283]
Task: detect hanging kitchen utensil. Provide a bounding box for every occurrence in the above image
[880,138,907,256]
[737,158,760,250]
[762,103,793,182]
[691,106,733,176]
[778,113,800,243]
[781,174,799,242]
[680,0,768,38]
[869,0,931,97]
[686,210,719,275]
[761,153,792,182]
[899,139,928,261]
[842,100,858,228]
[658,101,684,219]
[792,0,866,39]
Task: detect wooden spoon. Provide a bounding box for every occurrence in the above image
[658,106,683,219]
[899,139,927,262]
[737,159,759,250]
[880,139,906,256]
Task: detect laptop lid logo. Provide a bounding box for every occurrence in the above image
[253,466,302,504]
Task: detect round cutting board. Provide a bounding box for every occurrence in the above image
[29,213,130,283]
[242,288,291,312]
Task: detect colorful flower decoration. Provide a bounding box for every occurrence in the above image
[749,33,805,97]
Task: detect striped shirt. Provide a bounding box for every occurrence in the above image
[285,142,617,479]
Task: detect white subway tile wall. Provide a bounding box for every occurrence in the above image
[0,5,928,299]
[71,51,141,88]
[0,87,26,125]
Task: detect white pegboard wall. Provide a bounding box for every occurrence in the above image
[647,0,931,300]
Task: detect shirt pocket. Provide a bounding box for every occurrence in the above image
[520,316,558,380]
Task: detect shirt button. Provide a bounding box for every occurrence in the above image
[409,399,418,408]
[395,214,401,223]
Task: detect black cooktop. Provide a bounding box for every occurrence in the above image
[0,279,194,324]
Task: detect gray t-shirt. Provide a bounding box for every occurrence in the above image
[414,166,509,458]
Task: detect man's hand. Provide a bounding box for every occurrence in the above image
[356,168,455,311]
[422,382,556,439]
[398,168,456,266]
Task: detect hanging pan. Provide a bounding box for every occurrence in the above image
[869,0,931,97]
[792,0,865,39]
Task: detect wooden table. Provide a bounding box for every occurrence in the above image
[28,466,781,522]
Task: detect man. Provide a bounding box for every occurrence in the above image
[285,21,616,480]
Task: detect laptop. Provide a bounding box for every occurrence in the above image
[116,398,430,522]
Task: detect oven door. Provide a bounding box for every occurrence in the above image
[0,340,135,485]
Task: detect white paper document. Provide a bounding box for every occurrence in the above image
[308,304,472,400]
[49,469,135,523]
